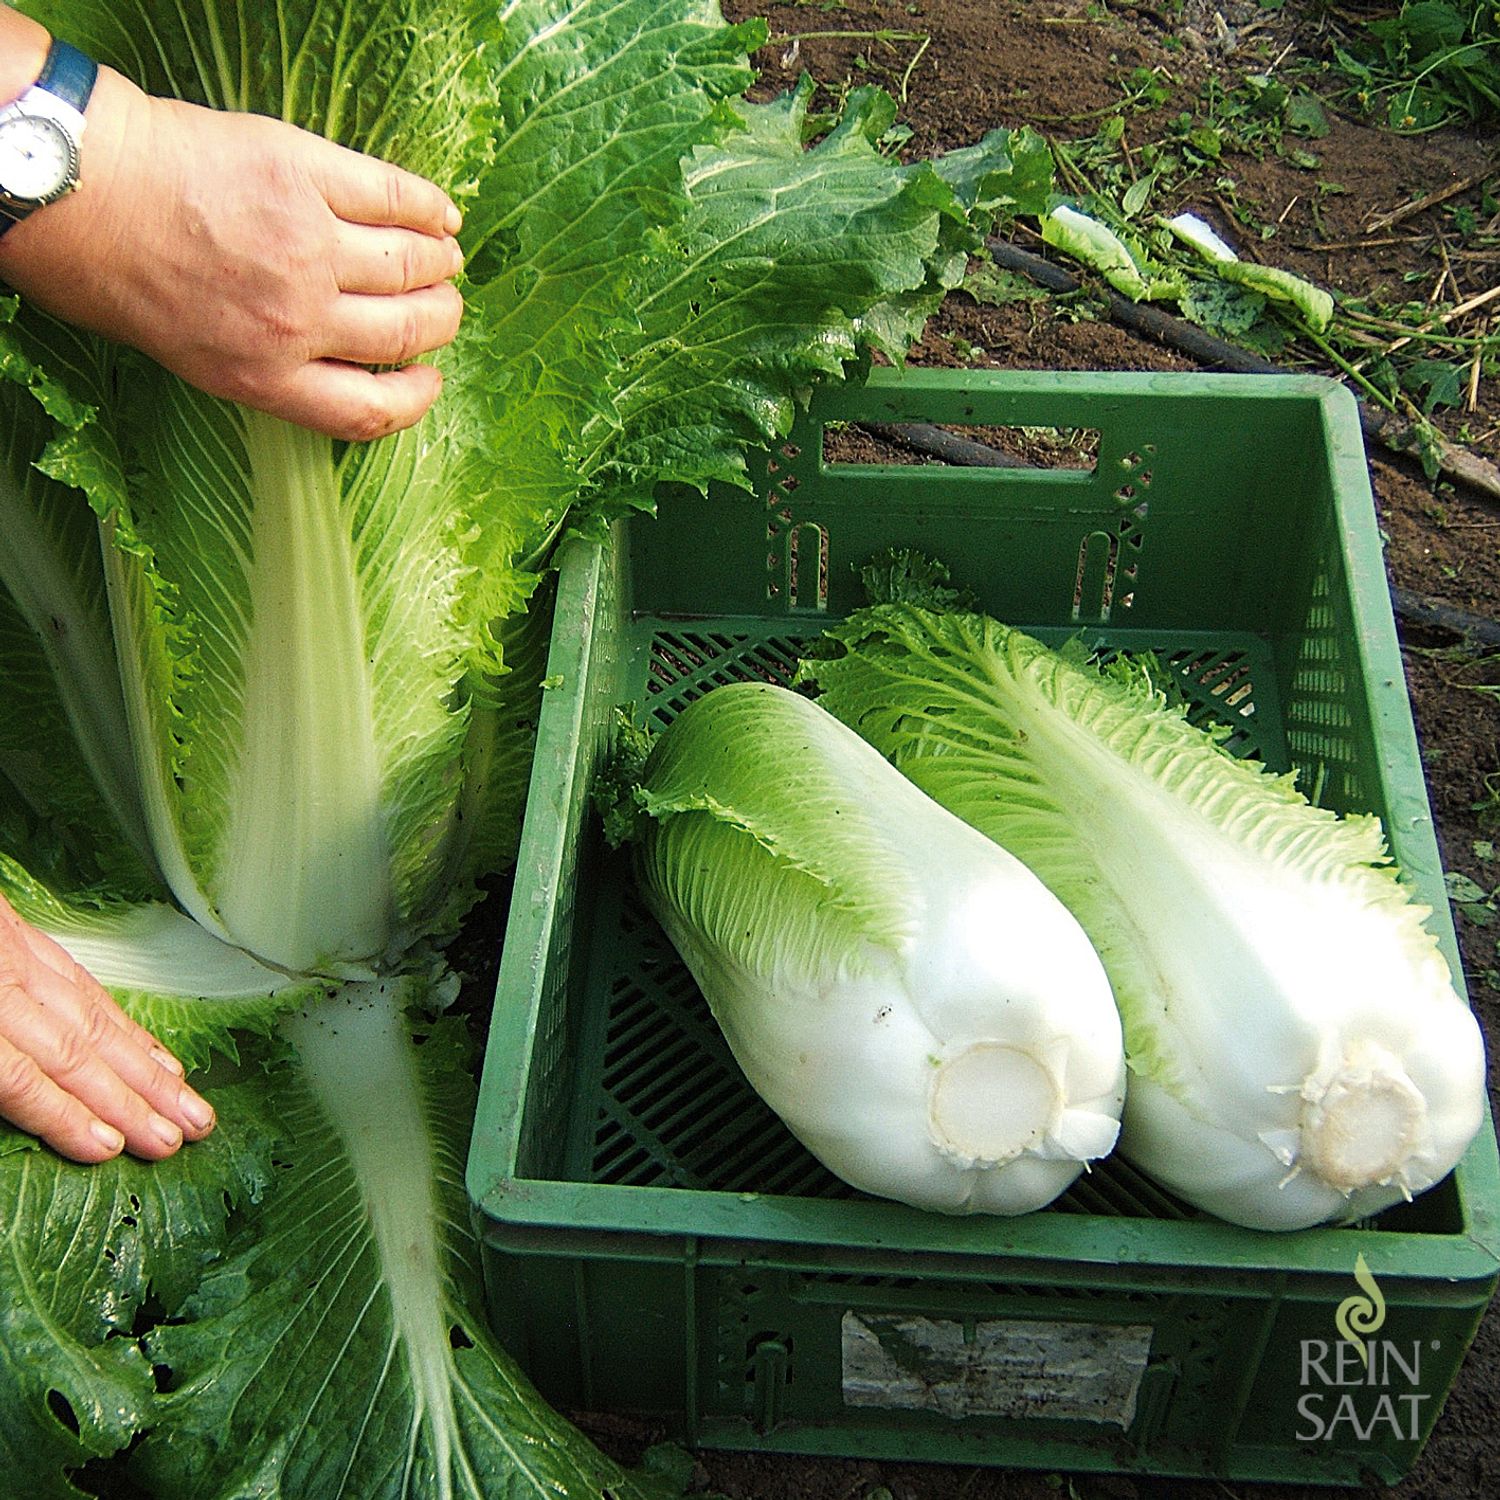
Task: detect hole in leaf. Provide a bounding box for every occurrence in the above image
[47,1389,80,1436]
[449,1324,474,1350]
[68,1452,157,1500]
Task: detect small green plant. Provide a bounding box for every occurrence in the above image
[1476,773,1500,828]
[1329,2,1500,131]
[1449,852,1500,992]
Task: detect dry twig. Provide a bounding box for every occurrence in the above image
[1293,235,1422,251]
[1365,163,1498,234]
[1469,317,1494,412]
[1358,283,1500,365]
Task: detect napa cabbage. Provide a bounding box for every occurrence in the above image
[0,2,1028,1493]
[606,683,1126,1215]
[798,560,1486,1232]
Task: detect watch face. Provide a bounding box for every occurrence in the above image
[0,114,75,204]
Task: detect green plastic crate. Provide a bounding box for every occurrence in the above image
[466,369,1500,1485]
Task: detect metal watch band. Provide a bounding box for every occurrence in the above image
[0,38,98,235]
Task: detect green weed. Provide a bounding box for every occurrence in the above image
[1327,2,1500,132]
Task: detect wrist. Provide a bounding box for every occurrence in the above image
[0,62,139,298]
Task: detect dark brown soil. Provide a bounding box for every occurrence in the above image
[570,2,1500,1496]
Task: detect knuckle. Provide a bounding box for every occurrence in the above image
[401,239,427,293]
[394,307,428,364]
[384,169,410,225]
[259,147,312,210]
[216,361,281,411]
[255,301,309,355]
[205,364,257,406]
[0,939,30,996]
[0,1049,47,1111]
[79,1000,114,1050]
[438,282,464,336]
[50,1023,94,1081]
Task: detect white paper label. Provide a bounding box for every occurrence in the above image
[841,1311,1153,1427]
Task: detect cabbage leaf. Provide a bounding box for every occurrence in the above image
[0,0,1011,1493]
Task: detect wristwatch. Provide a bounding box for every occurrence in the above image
[0,38,98,235]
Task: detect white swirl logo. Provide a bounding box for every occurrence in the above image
[1334,1253,1387,1369]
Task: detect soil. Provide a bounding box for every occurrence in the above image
[574,2,1500,1496]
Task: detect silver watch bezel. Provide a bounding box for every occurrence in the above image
[0,90,86,214]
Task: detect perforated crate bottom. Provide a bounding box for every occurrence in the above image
[550,615,1460,1230]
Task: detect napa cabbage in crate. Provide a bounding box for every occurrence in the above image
[799,566,1486,1232]
[603,682,1126,1215]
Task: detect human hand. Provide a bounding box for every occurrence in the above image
[0,64,465,441]
[0,893,215,1163]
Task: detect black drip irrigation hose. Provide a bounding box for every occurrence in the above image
[1390,589,1500,650]
[862,421,1026,468]
[855,417,1500,649]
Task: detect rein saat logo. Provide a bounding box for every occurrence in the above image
[1334,1253,1386,1366]
[1296,1254,1437,1443]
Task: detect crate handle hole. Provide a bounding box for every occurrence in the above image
[821,423,1100,471]
[1073,529,1120,624]
[783,521,830,612]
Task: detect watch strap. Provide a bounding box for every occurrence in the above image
[33,39,98,116]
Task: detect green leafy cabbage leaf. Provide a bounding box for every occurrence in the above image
[0,0,1012,1493]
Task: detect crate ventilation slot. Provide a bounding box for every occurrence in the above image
[647,630,810,725]
[1074,470,1152,623]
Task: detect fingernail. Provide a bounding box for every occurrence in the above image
[445,202,462,235]
[150,1114,183,1149]
[180,1092,215,1133]
[152,1046,185,1077]
[91,1120,125,1154]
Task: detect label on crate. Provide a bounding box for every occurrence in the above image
[840,1311,1153,1427]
